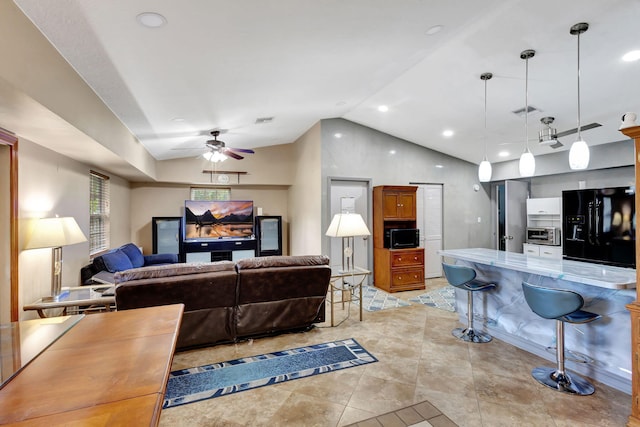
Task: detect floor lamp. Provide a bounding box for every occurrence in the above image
[25,216,87,301]
[325,213,370,272]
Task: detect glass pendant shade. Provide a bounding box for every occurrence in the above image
[478,158,492,182]
[569,139,590,170]
[519,149,535,177]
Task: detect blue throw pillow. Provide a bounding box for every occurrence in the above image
[101,249,134,272]
[119,243,145,268]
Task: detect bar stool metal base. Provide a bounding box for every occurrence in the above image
[452,327,492,343]
[531,366,595,395]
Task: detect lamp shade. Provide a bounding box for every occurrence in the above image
[569,139,590,170]
[519,150,535,177]
[325,213,370,237]
[25,217,87,249]
[478,159,492,182]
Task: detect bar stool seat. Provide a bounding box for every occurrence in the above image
[442,263,496,343]
[521,282,601,395]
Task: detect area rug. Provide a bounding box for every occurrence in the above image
[409,286,456,312]
[355,285,411,311]
[163,338,377,408]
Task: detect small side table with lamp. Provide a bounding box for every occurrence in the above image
[325,212,371,326]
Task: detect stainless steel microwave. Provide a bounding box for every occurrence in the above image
[526,227,561,246]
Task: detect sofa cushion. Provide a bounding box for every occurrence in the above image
[236,255,329,270]
[102,249,134,273]
[119,243,145,268]
[114,261,236,283]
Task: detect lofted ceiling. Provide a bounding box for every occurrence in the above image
[12,0,640,167]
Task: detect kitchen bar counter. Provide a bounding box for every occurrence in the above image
[439,247,636,289]
[439,247,635,394]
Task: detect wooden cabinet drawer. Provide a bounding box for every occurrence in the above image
[391,249,423,267]
[391,267,424,287]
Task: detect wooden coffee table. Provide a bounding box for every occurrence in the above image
[0,304,184,426]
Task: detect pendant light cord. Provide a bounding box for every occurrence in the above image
[525,55,529,152]
[484,77,488,159]
[576,30,582,141]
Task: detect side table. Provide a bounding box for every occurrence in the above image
[23,285,116,318]
[329,266,370,326]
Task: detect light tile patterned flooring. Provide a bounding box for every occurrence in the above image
[160,278,631,426]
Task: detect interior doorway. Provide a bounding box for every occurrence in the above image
[416,184,443,278]
[0,129,18,322]
[327,178,371,283]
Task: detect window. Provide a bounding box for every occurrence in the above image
[89,171,110,254]
[190,187,231,201]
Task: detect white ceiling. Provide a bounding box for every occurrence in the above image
[13,0,640,167]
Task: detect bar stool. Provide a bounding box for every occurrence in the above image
[521,282,601,395]
[442,263,496,343]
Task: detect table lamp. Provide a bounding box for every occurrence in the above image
[25,216,87,301]
[325,213,370,272]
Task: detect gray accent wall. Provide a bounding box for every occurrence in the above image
[319,118,493,257]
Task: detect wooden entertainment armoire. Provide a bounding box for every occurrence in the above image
[619,124,640,427]
[373,185,425,293]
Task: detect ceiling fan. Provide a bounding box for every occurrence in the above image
[538,116,602,149]
[203,130,255,160]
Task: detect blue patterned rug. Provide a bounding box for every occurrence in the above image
[356,285,411,311]
[409,286,456,312]
[163,338,377,408]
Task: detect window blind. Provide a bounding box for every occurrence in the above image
[89,171,110,254]
[190,187,231,201]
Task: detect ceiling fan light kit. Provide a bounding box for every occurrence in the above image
[569,22,590,170]
[518,49,536,177]
[478,72,493,182]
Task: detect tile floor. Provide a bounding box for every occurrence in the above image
[159,278,631,426]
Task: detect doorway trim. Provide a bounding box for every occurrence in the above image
[0,128,18,321]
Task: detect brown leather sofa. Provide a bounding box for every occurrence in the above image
[114,255,331,350]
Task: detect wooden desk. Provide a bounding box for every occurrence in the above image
[0,304,184,426]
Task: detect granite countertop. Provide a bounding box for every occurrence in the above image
[438,247,636,290]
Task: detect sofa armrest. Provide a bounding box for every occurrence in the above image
[144,253,178,265]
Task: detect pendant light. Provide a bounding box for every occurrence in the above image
[519,49,535,177]
[478,72,493,182]
[569,22,590,170]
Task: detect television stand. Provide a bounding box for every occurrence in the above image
[181,239,257,263]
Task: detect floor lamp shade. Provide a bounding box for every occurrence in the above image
[25,217,87,301]
[326,213,370,272]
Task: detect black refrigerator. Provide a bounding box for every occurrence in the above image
[562,187,636,268]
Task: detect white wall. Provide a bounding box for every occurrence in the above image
[320,118,493,254]
[288,123,323,255]
[18,139,130,320]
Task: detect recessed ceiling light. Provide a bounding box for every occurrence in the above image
[435,164,444,168]
[622,50,640,62]
[377,105,389,113]
[442,129,454,137]
[334,133,343,138]
[425,25,443,36]
[171,117,185,122]
[136,12,167,28]
[389,150,396,155]
[498,151,509,157]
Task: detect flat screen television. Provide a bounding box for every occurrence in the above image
[184,200,254,241]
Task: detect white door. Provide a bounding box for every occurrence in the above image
[417,184,443,278]
[328,179,370,281]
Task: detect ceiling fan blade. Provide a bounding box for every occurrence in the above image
[228,147,255,154]
[222,149,244,160]
[549,141,564,149]
[556,122,602,138]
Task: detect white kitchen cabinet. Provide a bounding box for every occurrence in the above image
[526,197,561,216]
[523,243,562,259]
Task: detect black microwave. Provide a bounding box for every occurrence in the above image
[384,228,419,249]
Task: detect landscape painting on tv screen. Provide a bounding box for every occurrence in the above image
[184,200,254,240]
